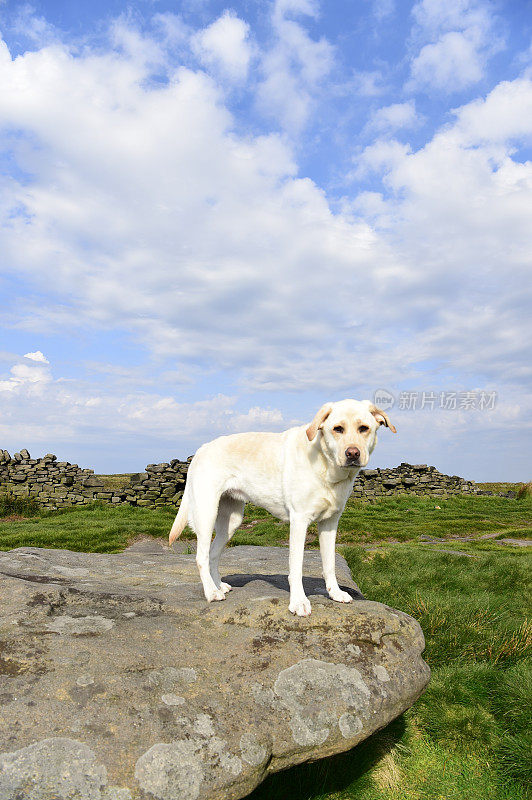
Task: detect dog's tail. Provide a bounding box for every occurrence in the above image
[169,485,189,545]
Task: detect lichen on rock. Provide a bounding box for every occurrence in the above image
[274,659,371,746]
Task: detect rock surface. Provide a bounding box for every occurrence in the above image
[0,542,430,800]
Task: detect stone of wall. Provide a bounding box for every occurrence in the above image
[1,448,509,511]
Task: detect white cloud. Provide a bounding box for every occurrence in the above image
[452,77,532,143]
[10,363,50,384]
[0,356,52,394]
[407,0,502,92]
[367,101,419,132]
[409,31,484,91]
[273,0,320,24]
[352,139,412,178]
[256,0,334,131]
[351,70,387,97]
[191,11,252,82]
[23,350,49,363]
[109,15,165,68]
[411,0,489,35]
[9,3,58,47]
[152,13,189,48]
[372,0,395,21]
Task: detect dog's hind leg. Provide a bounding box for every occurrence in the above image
[192,488,226,603]
[210,495,245,593]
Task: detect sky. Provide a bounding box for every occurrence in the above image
[0,0,531,479]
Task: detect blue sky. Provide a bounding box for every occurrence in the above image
[0,0,531,479]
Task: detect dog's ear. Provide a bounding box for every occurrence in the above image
[306,403,333,441]
[367,403,397,433]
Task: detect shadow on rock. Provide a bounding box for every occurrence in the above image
[245,715,407,800]
[222,573,365,600]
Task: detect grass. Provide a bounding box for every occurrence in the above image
[230,494,531,548]
[480,528,532,541]
[0,492,41,518]
[475,482,525,494]
[336,494,531,543]
[2,492,529,553]
[0,501,181,553]
[0,490,530,799]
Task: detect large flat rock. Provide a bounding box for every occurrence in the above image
[0,542,430,800]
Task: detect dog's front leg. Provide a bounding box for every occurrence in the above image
[318,516,352,603]
[288,512,312,616]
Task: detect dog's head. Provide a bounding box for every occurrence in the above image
[306,399,396,469]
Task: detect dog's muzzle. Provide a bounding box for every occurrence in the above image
[344,446,360,466]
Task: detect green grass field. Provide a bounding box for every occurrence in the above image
[475,482,525,494]
[233,492,532,548]
[1,490,530,800]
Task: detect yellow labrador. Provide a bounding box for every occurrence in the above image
[169,399,396,616]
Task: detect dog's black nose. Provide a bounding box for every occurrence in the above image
[345,447,360,463]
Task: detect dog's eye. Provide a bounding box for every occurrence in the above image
[358,425,369,433]
[333,425,344,434]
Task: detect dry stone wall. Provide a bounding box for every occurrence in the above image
[1,448,505,511]
[352,462,479,499]
[0,450,189,510]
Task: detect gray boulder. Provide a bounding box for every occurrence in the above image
[0,542,429,800]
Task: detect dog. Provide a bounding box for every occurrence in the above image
[169,399,396,616]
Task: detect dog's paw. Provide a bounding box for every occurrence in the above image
[289,597,312,616]
[328,588,353,603]
[206,588,226,602]
[220,582,232,594]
